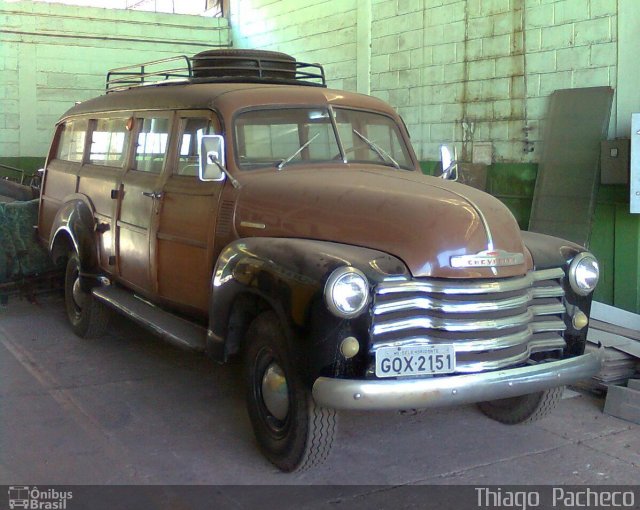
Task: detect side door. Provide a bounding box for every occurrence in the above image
[115,112,173,295]
[80,116,130,272]
[153,111,224,314]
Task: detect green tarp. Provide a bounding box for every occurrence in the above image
[0,199,54,284]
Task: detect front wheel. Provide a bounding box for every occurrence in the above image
[478,386,564,424]
[244,311,337,472]
[64,253,110,338]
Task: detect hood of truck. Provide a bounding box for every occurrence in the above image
[234,166,532,278]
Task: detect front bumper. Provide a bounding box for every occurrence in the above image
[312,349,603,411]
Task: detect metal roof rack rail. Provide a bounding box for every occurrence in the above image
[105,52,326,93]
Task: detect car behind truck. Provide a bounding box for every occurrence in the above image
[37,49,603,472]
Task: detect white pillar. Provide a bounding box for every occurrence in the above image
[356,0,371,95]
[617,0,640,138]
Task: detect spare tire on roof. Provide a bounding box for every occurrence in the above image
[192,49,297,80]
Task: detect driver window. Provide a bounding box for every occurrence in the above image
[177,118,213,176]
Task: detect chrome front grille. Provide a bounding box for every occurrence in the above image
[370,268,567,373]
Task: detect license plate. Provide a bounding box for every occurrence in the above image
[375,344,456,378]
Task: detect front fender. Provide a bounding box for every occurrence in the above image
[49,194,100,288]
[207,237,408,384]
[521,230,584,270]
[522,230,595,355]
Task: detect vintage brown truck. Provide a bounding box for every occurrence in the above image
[37,49,602,472]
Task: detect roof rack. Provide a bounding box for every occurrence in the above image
[106,54,326,93]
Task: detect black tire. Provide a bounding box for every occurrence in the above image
[244,311,337,472]
[64,253,110,339]
[478,386,564,424]
[192,49,296,80]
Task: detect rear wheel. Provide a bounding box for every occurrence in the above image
[64,253,109,338]
[244,311,337,472]
[478,386,564,424]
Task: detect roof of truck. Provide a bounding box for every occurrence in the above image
[60,81,397,122]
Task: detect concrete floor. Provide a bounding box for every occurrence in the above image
[1,293,639,486]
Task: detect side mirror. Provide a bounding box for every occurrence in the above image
[439,144,458,181]
[199,135,226,182]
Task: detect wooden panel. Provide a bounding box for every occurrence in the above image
[117,227,150,290]
[157,191,215,240]
[43,160,78,202]
[154,173,222,310]
[77,165,120,218]
[157,240,210,312]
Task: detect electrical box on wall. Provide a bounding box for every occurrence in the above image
[632,114,640,214]
[601,139,630,184]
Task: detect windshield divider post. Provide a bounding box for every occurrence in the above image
[328,105,347,164]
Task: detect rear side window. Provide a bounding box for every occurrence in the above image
[56,119,88,162]
[89,118,129,167]
[177,118,212,176]
[135,117,171,173]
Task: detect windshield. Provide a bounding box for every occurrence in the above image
[234,107,413,170]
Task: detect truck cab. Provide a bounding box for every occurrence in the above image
[38,49,603,472]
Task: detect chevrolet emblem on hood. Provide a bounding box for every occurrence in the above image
[451,249,525,268]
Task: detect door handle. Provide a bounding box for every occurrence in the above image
[142,191,163,200]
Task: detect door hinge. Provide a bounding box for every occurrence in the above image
[108,255,116,266]
[110,189,121,199]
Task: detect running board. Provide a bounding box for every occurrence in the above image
[92,285,207,351]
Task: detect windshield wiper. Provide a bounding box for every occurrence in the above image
[277,133,320,170]
[352,129,400,169]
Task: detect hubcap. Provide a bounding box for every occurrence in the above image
[261,362,289,421]
[72,277,86,309]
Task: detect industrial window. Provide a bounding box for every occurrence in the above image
[135,117,171,173]
[56,119,88,163]
[89,118,129,167]
[177,118,213,176]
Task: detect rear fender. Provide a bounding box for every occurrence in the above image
[49,194,101,290]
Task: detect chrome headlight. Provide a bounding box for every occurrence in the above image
[324,267,370,318]
[568,252,599,296]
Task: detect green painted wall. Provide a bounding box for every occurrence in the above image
[0,156,45,181]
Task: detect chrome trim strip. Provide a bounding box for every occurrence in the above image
[531,320,567,333]
[425,181,496,251]
[374,291,534,315]
[312,349,604,411]
[532,286,565,298]
[530,303,566,316]
[529,337,567,353]
[455,337,567,373]
[372,309,566,336]
[377,268,564,296]
[372,310,534,335]
[370,329,554,354]
[451,250,525,269]
[239,221,266,229]
[374,291,566,316]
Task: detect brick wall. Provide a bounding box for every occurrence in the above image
[0,1,230,158]
[1,0,627,163]
[232,0,622,163]
[229,0,359,92]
